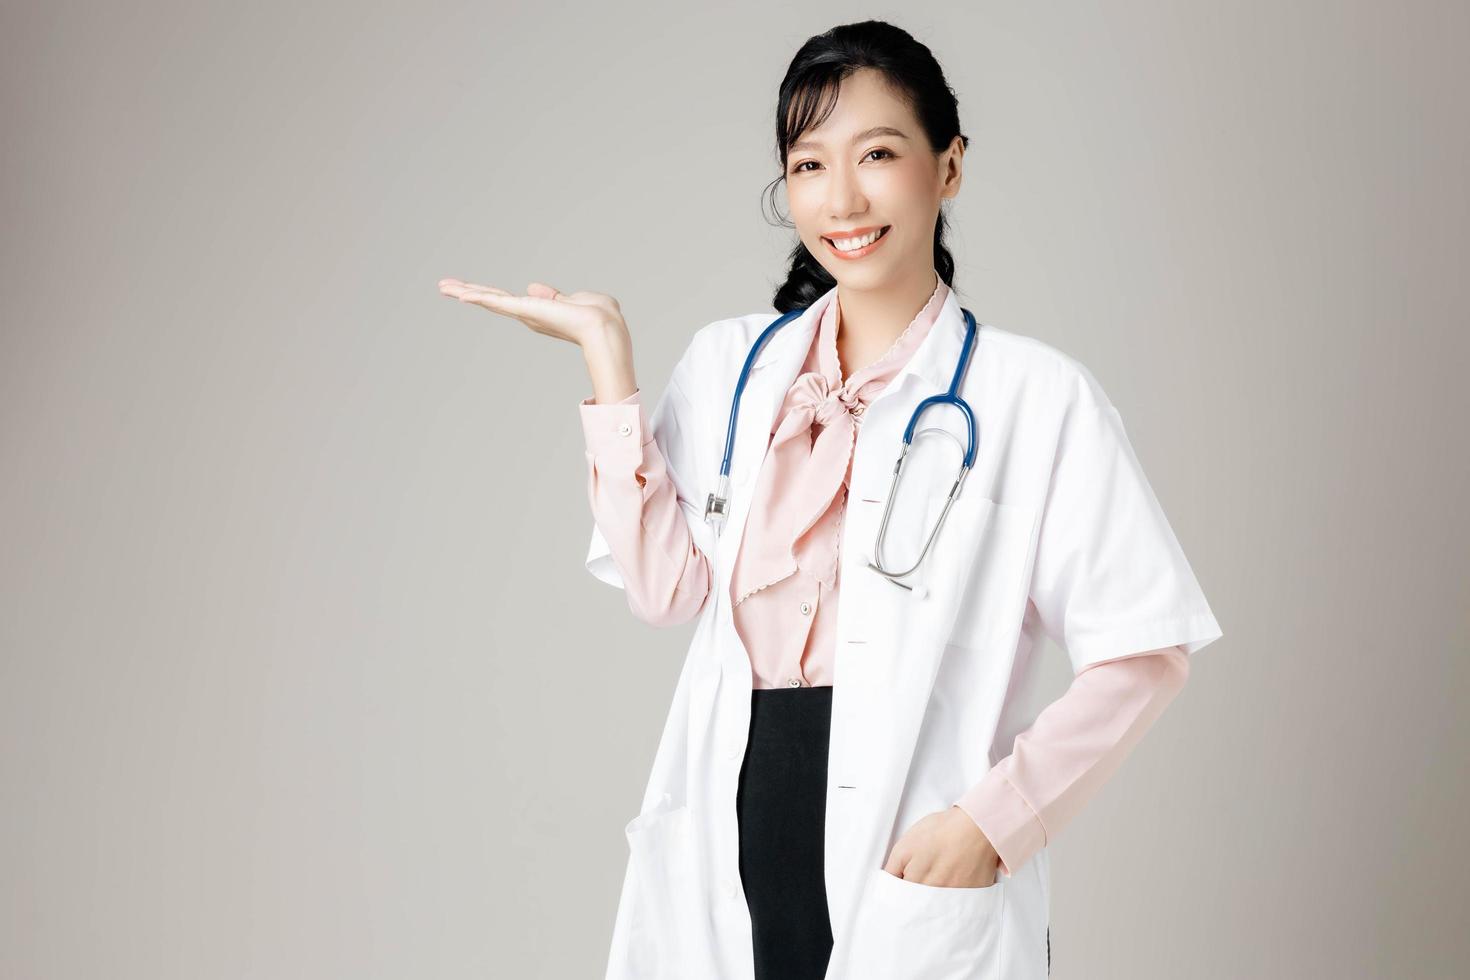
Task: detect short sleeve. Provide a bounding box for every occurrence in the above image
[1027,368,1223,673]
[583,337,717,589]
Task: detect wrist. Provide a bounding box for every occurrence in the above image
[951,805,998,856]
[582,320,637,404]
[581,316,631,362]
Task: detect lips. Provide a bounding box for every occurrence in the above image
[821,224,892,260]
[822,225,890,249]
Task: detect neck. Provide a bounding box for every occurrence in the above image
[833,267,941,380]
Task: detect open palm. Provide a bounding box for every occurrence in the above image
[438,278,623,348]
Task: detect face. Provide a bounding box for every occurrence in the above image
[783,68,963,293]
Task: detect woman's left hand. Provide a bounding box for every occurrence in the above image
[882,806,1001,888]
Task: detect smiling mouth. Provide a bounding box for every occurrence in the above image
[823,226,891,252]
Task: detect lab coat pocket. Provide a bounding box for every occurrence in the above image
[623,794,702,978]
[843,865,1005,980]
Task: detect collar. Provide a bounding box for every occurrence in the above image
[748,279,970,398]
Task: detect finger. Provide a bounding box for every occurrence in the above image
[543,287,620,317]
[447,285,511,305]
[459,290,560,321]
[526,281,563,301]
[439,280,473,298]
[900,856,932,882]
[442,280,511,299]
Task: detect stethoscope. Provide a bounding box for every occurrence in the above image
[703,304,980,591]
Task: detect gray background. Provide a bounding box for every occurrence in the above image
[3,1,1467,977]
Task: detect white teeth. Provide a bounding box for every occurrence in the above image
[829,228,885,251]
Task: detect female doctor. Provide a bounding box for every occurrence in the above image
[439,19,1221,980]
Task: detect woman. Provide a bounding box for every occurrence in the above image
[440,20,1221,980]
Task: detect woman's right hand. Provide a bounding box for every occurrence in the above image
[437,277,627,347]
[438,278,637,403]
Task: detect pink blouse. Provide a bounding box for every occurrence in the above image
[577,289,1191,877]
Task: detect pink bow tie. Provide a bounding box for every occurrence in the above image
[730,368,883,601]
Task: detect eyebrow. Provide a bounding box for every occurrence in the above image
[789,125,911,153]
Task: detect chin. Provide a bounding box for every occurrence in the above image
[830,261,896,289]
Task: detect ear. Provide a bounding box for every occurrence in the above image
[939,134,965,200]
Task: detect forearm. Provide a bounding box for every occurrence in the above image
[953,646,1190,876]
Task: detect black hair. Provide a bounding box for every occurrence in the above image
[764,20,970,313]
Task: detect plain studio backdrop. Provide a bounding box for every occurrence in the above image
[2,2,1466,977]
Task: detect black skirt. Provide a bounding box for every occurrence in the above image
[734,685,835,980]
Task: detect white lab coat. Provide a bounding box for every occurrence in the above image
[584,283,1222,980]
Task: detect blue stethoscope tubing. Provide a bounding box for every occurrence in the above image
[703,303,982,589]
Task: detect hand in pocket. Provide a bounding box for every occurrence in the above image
[881,806,1001,888]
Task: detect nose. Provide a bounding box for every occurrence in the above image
[824,162,869,222]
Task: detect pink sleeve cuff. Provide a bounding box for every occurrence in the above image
[578,388,647,456]
[953,772,1048,879]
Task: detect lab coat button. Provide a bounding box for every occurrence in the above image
[617,422,632,436]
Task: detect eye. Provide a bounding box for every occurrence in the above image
[788,148,894,175]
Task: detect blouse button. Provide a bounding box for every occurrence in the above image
[787,677,803,688]
[799,601,812,616]
[617,422,632,436]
